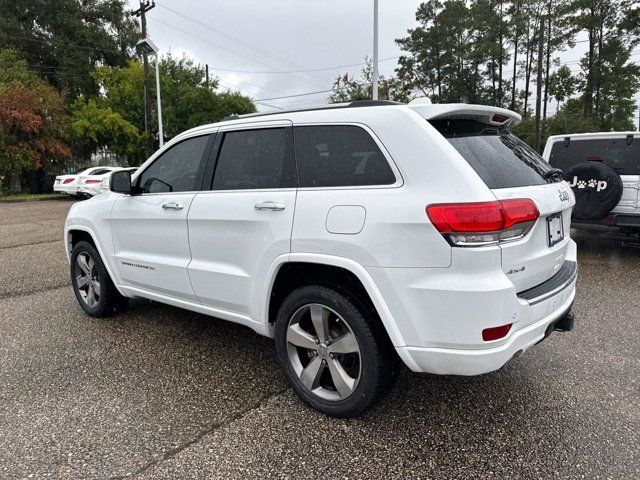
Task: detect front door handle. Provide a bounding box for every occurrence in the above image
[162,202,183,211]
[255,201,285,211]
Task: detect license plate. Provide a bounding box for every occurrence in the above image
[547,213,564,247]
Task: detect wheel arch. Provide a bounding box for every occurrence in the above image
[263,254,406,347]
[66,226,126,297]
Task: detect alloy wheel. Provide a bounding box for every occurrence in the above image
[74,252,101,308]
[286,303,361,401]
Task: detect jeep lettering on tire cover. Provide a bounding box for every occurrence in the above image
[562,161,623,220]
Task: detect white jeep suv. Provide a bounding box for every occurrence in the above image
[64,101,577,417]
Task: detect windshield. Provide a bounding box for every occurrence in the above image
[430,119,556,189]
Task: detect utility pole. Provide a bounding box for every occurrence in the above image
[133,0,156,157]
[534,21,544,153]
[372,0,379,100]
[205,64,210,89]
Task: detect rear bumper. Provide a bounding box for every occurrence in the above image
[53,184,77,194]
[396,280,576,375]
[371,239,578,375]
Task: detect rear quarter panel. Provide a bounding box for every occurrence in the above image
[290,107,496,269]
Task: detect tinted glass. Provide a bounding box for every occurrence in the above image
[90,168,112,176]
[431,119,555,189]
[294,125,396,187]
[138,135,209,193]
[212,128,294,190]
[549,137,640,175]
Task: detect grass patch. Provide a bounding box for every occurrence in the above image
[0,193,66,202]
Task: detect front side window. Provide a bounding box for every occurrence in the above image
[294,125,396,188]
[138,135,209,193]
[212,128,295,190]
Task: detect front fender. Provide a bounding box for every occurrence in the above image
[64,195,125,295]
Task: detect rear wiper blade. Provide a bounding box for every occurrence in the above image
[543,168,564,180]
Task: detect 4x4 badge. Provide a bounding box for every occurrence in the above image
[558,189,570,203]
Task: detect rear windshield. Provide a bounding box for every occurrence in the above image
[430,119,556,189]
[549,137,640,175]
[87,168,112,176]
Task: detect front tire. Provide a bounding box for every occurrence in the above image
[70,241,128,317]
[275,285,397,418]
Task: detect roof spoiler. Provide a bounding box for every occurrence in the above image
[409,103,522,129]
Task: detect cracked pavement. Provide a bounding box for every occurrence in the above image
[0,199,638,479]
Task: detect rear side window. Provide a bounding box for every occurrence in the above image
[431,119,554,189]
[212,128,295,190]
[549,137,640,175]
[294,125,396,188]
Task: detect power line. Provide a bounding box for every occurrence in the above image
[154,1,329,85]
[174,56,400,75]
[149,17,326,91]
[254,90,333,102]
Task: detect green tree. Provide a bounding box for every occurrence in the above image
[93,55,256,155]
[470,0,511,106]
[0,50,69,192]
[329,57,413,103]
[562,0,630,118]
[513,101,600,150]
[68,98,145,164]
[0,0,138,97]
[547,65,577,111]
[396,0,486,103]
[594,37,640,130]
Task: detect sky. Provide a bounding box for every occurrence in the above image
[130,0,640,125]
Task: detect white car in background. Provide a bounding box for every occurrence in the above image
[100,168,138,195]
[77,167,123,198]
[54,167,117,197]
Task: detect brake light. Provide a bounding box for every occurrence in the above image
[63,178,74,184]
[426,199,539,246]
[85,179,101,184]
[482,323,512,341]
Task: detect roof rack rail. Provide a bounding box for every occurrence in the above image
[219,100,405,123]
[347,100,404,107]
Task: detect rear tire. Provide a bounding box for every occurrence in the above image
[70,241,129,317]
[275,285,398,418]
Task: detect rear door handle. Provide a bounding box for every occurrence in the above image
[255,201,285,211]
[162,202,183,211]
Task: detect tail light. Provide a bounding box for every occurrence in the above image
[426,199,539,247]
[85,179,101,184]
[63,178,74,184]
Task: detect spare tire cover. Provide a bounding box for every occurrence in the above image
[562,162,623,220]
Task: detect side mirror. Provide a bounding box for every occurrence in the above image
[110,170,133,195]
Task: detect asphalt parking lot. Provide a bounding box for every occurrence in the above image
[0,199,638,479]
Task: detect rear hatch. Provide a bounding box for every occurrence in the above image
[428,115,575,292]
